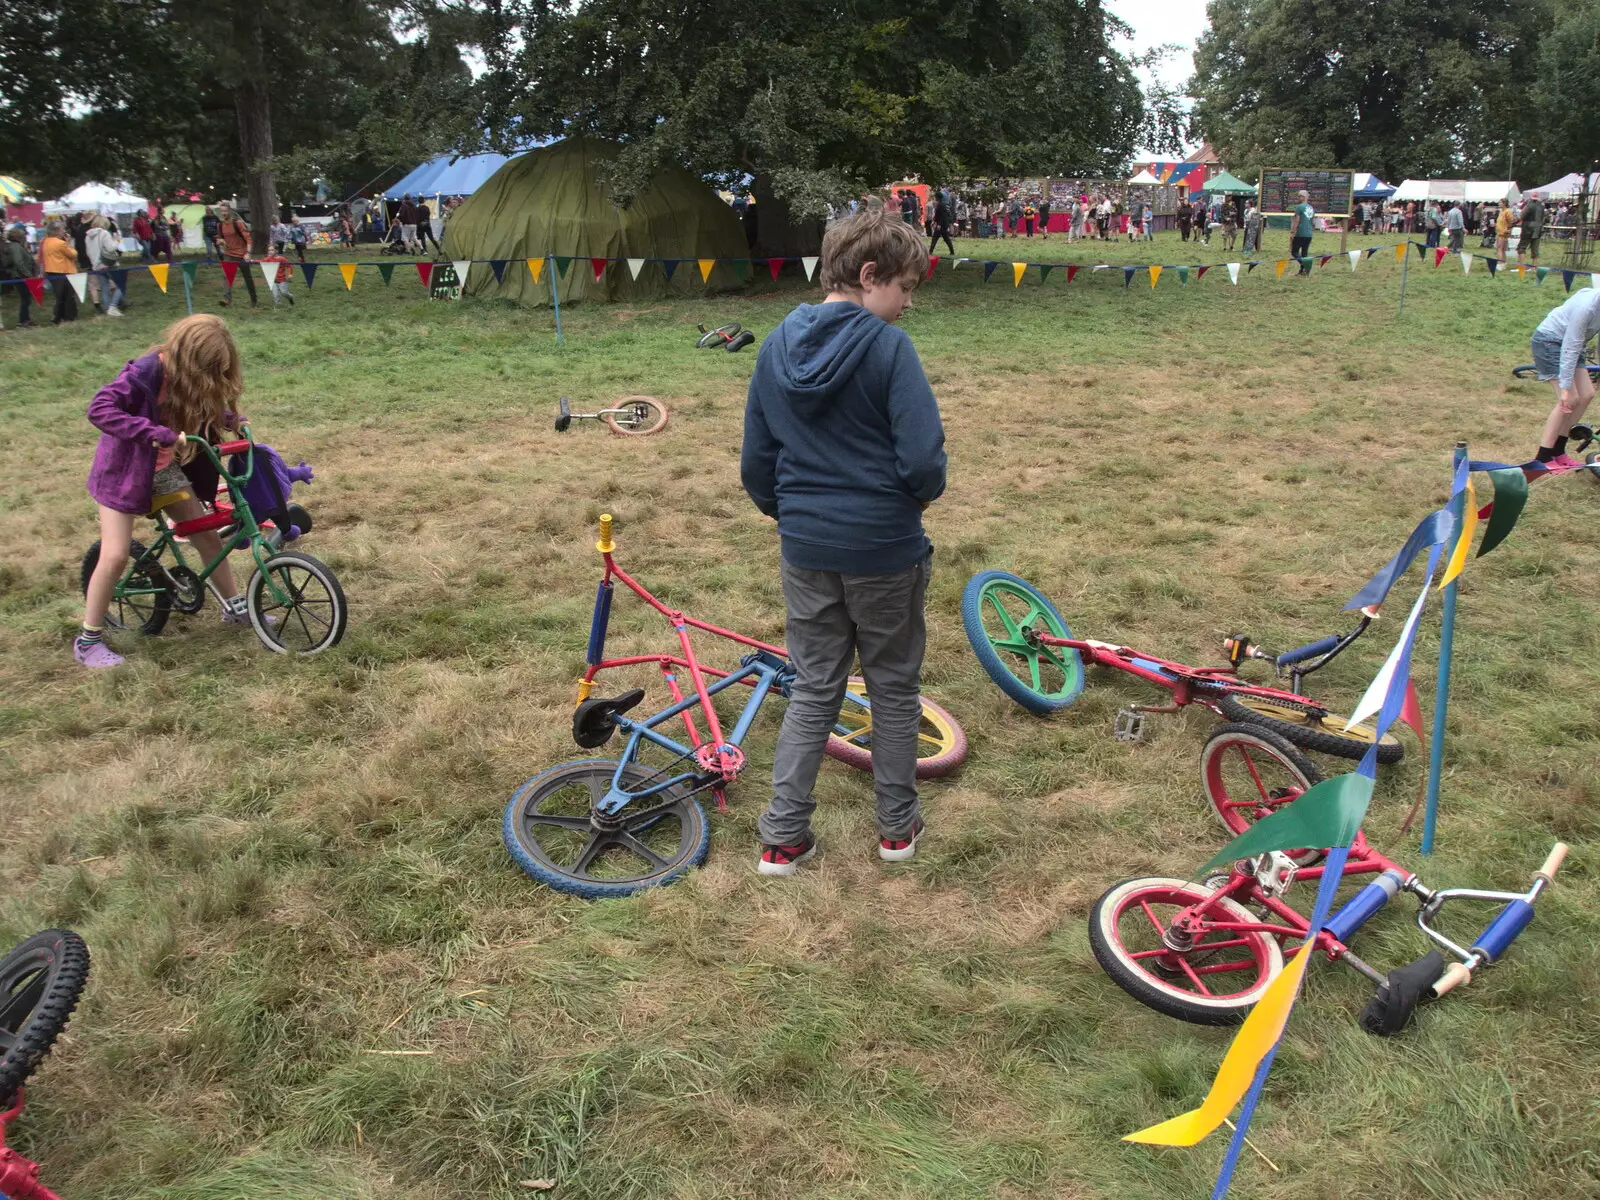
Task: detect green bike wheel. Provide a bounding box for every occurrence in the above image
[961,570,1084,714]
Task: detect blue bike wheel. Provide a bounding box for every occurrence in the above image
[503,759,709,900]
[961,571,1084,714]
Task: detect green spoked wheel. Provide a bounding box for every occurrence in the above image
[961,570,1084,714]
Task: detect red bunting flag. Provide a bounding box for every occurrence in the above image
[1319,254,1332,267]
[416,262,434,288]
[1434,248,1448,268]
[925,255,939,280]
[768,257,784,280]
[1066,265,1079,284]
[25,277,45,304]
[591,257,607,281]
[220,260,239,287]
[1400,679,1425,743]
[1196,265,1209,280]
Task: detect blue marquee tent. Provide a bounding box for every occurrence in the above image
[1353,173,1395,198]
[384,151,525,199]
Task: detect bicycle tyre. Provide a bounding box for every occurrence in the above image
[1510,365,1538,379]
[1217,692,1404,764]
[696,323,741,348]
[246,550,348,655]
[286,502,313,538]
[503,759,710,899]
[1089,878,1282,1026]
[602,396,670,437]
[0,929,91,1109]
[1200,722,1325,866]
[80,539,171,636]
[961,570,1084,714]
[824,679,969,779]
[1585,450,1600,483]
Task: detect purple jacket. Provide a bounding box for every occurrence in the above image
[86,351,177,514]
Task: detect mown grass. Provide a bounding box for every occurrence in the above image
[1,230,1597,1200]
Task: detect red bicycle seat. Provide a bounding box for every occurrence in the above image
[169,511,237,537]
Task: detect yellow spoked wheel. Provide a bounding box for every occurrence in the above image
[1217,692,1404,764]
[825,677,968,779]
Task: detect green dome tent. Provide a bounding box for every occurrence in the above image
[442,137,748,305]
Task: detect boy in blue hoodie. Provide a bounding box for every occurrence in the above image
[741,207,947,875]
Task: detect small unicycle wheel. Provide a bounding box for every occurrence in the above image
[603,396,670,437]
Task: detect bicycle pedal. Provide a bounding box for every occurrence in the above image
[1113,709,1146,742]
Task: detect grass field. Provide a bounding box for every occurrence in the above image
[2,227,1598,1200]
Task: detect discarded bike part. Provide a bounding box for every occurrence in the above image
[602,396,670,436]
[695,322,742,348]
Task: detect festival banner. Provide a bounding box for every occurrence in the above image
[416,262,434,288]
[1461,254,1473,275]
[1227,262,1240,285]
[770,256,786,281]
[66,272,87,302]
[1012,262,1026,287]
[377,263,395,286]
[489,260,508,283]
[1275,259,1289,279]
[451,260,471,290]
[627,258,646,281]
[1149,264,1163,288]
[1349,250,1361,271]
[590,257,607,282]
[300,263,319,288]
[24,277,44,304]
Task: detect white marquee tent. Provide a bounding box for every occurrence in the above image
[1390,179,1521,204]
[41,182,150,216]
[1528,172,1599,199]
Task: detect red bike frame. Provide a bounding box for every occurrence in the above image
[0,1091,62,1200]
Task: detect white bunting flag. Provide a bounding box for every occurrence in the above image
[801,256,818,282]
[67,272,88,302]
[452,260,471,291]
[627,258,646,280]
[1349,250,1361,272]
[1345,572,1434,731]
[1226,262,1240,286]
[1461,253,1473,275]
[952,257,969,269]
[257,263,275,295]
[1592,273,1599,292]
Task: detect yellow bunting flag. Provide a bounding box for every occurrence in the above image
[1395,243,1407,263]
[147,263,169,293]
[1125,944,1313,1147]
[698,258,715,283]
[1438,476,1479,588]
[1275,259,1290,279]
[527,257,545,284]
[1149,264,1163,288]
[338,263,357,290]
[1012,262,1026,287]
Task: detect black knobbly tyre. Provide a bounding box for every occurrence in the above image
[286,502,313,538]
[0,929,90,1108]
[1217,692,1404,764]
[246,550,348,654]
[696,322,740,348]
[81,539,171,635]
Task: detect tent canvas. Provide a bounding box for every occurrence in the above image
[1528,172,1599,198]
[1390,179,1515,203]
[1199,170,1255,194]
[1353,173,1394,197]
[441,137,749,305]
[1463,181,1520,204]
[42,181,149,215]
[384,147,543,199]
[1126,169,1160,185]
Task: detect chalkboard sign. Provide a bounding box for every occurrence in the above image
[429,262,462,301]
[1258,168,1355,217]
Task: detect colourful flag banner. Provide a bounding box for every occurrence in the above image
[1349,250,1360,271]
[339,263,358,289]
[1177,266,1189,285]
[1318,254,1332,267]
[555,256,573,278]
[1477,468,1528,557]
[1438,475,1479,588]
[1196,265,1209,280]
[1434,248,1448,268]
[1123,266,1136,286]
[180,260,199,286]
[1536,266,1549,284]
[416,262,434,288]
[452,260,471,290]
[1487,257,1499,276]
[527,257,545,284]
[377,263,395,286]
[731,258,750,281]
[1562,270,1575,292]
[1367,246,1381,258]
[771,256,786,280]
[220,261,238,288]
[24,277,44,304]
[1346,565,1438,731]
[1039,265,1054,282]
[300,262,319,288]
[1461,254,1473,275]
[983,261,998,282]
[662,259,680,281]
[1275,259,1289,279]
[1592,273,1600,291]
[1149,264,1163,288]
[148,263,169,293]
[67,272,88,301]
[1345,506,1453,611]
[1012,262,1027,287]
[1400,679,1426,742]
[489,260,508,283]
[1394,243,1407,263]
[924,256,938,280]
[697,258,715,282]
[1227,262,1240,285]
[256,262,276,295]
[590,257,607,281]
[801,256,818,281]
[1066,265,1080,284]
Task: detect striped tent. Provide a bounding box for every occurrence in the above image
[0,176,29,203]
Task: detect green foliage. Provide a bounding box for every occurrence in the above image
[1529,0,1600,173]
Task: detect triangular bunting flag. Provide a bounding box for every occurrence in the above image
[925,256,939,281]
[1562,270,1575,292]
[416,262,434,288]
[661,259,680,281]
[526,257,544,285]
[1461,253,1473,275]
[555,256,573,278]
[1066,265,1079,284]
[1438,476,1480,588]
[108,268,128,296]
[983,261,998,282]
[1434,247,1448,267]
[1486,257,1499,276]
[1367,246,1381,258]
[951,257,969,269]
[1592,273,1600,291]
[1349,250,1361,272]
[1122,266,1136,287]
[180,260,199,287]
[1177,266,1188,286]
[24,277,44,304]
[1247,260,1260,272]
[1012,262,1026,287]
[1536,266,1549,284]
[769,257,785,281]
[220,261,238,288]
[1039,264,1054,282]
[1395,243,1408,263]
[67,272,88,302]
[1399,679,1425,743]
[801,256,818,281]
[591,257,607,282]
[1196,265,1209,280]
[377,263,395,286]
[300,262,319,288]
[1319,254,1332,267]
[1275,259,1290,279]
[490,259,509,284]
[1227,262,1240,285]
[1148,264,1163,288]
[732,259,750,281]
[698,258,715,283]
[452,260,471,291]
[258,262,276,295]
[148,263,169,293]
[338,263,357,290]
[627,257,646,281]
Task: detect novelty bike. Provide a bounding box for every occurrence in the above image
[503,516,968,899]
[962,570,1403,763]
[80,427,347,655]
[554,395,670,437]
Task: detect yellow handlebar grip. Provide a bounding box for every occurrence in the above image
[596,513,615,554]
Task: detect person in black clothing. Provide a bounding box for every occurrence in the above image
[201,206,222,258]
[929,189,955,254]
[416,200,440,256]
[742,195,759,250]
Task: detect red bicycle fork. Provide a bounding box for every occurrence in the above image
[0,1092,63,1200]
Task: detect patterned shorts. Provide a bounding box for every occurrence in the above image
[151,462,193,508]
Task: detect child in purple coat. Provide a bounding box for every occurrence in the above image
[78,314,252,667]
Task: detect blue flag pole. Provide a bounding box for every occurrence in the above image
[1397,243,1411,317]
[547,256,563,346]
[1422,441,1468,854]
[182,267,194,316]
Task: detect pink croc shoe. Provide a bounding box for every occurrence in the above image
[74,640,124,668]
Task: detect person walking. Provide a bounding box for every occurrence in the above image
[1177,198,1192,242]
[84,215,125,317]
[1007,196,1023,238]
[40,220,79,324]
[1446,203,1465,253]
[289,214,309,262]
[202,206,222,259]
[1037,196,1051,240]
[216,203,258,307]
[132,211,154,262]
[1290,188,1315,274]
[3,226,39,329]
[1519,194,1545,266]
[929,188,955,255]
[1495,201,1514,261]
[396,194,420,254]
[1423,201,1443,248]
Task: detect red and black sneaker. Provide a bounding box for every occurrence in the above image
[879,819,924,862]
[757,832,817,877]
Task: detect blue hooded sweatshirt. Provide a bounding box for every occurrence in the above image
[741,301,947,574]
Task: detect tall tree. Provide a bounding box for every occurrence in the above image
[1527,0,1600,177]
[487,0,1148,253]
[1190,0,1551,181]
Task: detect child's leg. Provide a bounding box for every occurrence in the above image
[1540,371,1596,449]
[83,506,137,629]
[760,564,855,848]
[159,494,241,600]
[842,558,929,841]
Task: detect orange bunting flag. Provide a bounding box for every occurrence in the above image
[338,263,357,290]
[1148,264,1163,288]
[1394,243,1407,263]
[147,263,169,293]
[698,258,715,283]
[1275,259,1290,279]
[1012,262,1026,287]
[527,257,545,284]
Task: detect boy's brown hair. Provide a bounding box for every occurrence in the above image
[819,206,930,292]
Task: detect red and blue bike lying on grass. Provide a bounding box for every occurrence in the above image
[503,517,968,899]
[1090,720,1565,1034]
[962,570,1404,764]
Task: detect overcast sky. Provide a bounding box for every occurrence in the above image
[1109,0,1212,91]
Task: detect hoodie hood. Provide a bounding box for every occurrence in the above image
[768,301,887,413]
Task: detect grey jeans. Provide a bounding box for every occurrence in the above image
[759,555,929,846]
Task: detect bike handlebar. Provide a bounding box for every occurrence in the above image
[1537,842,1569,884]
[1431,961,1472,996]
[597,513,615,554]
[1275,634,1341,667]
